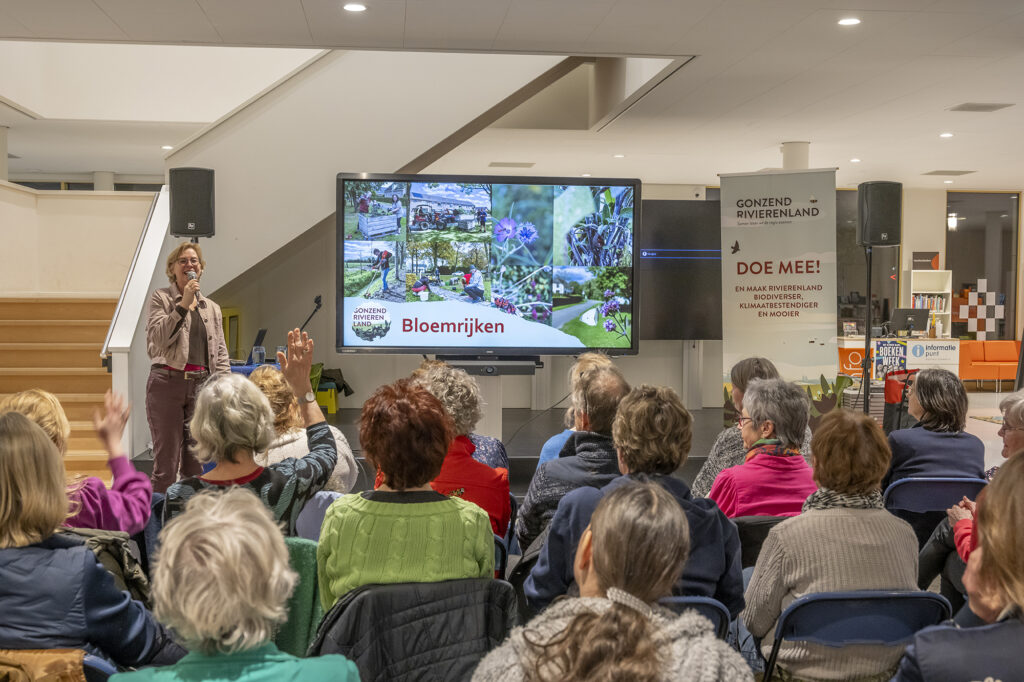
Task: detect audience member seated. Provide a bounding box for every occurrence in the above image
[405,362,510,536]
[317,378,493,611]
[525,385,744,617]
[536,352,614,470]
[474,481,750,681]
[893,454,1024,682]
[163,329,337,535]
[707,378,816,518]
[248,365,358,493]
[0,388,151,535]
[917,387,1024,611]
[516,365,631,550]
[411,359,509,471]
[691,357,812,498]
[0,412,183,669]
[882,368,985,546]
[113,487,359,681]
[742,409,919,681]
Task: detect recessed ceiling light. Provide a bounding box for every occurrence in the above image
[850,158,861,163]
[613,154,625,158]
[581,173,592,177]
[939,132,954,138]
[944,180,954,184]
[838,18,861,26]
[343,3,366,11]
[161,145,173,150]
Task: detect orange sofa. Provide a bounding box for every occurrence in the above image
[959,340,1021,385]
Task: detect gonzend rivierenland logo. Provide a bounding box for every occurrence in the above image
[351,304,391,341]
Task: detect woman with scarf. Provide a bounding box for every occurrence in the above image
[707,378,816,518]
[742,409,919,681]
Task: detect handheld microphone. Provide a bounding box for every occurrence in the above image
[186,270,201,301]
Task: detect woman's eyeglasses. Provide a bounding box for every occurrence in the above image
[177,257,200,266]
[735,416,754,428]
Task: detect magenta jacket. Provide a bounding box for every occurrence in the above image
[65,456,152,536]
[708,445,816,518]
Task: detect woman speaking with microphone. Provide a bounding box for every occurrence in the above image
[146,241,230,493]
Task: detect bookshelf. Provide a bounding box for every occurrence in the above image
[909,269,952,336]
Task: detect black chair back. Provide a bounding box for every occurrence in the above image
[732,515,786,568]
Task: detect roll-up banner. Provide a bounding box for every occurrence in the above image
[721,169,838,384]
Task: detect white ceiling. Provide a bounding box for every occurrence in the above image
[2,0,1024,189]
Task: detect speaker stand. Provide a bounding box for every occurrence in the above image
[861,245,873,415]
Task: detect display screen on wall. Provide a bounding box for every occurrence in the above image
[335,173,640,355]
[638,200,722,340]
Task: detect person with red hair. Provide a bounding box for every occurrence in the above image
[317,379,494,610]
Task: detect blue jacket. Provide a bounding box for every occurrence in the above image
[892,610,1023,682]
[536,429,572,469]
[0,534,184,668]
[524,473,745,617]
[883,424,985,491]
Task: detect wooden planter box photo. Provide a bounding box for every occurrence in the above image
[359,214,400,238]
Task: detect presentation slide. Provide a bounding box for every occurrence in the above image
[336,175,638,354]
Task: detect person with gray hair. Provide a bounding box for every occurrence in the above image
[882,368,985,547]
[708,378,816,518]
[163,329,338,535]
[115,487,359,681]
[691,357,813,498]
[516,364,631,550]
[407,362,511,536]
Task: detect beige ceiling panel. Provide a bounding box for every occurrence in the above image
[403,0,510,51]
[303,0,406,48]
[94,0,222,43]
[0,6,34,38]
[674,1,811,55]
[198,0,313,45]
[1,0,127,40]
[491,0,614,53]
[582,0,714,54]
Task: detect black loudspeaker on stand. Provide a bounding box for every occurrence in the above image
[169,167,215,238]
[857,181,902,414]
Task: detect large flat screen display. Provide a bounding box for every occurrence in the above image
[336,173,639,355]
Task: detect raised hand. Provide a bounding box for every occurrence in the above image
[93,390,130,459]
[278,328,314,397]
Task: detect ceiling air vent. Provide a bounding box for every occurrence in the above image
[923,170,976,176]
[948,102,1014,113]
[488,162,535,169]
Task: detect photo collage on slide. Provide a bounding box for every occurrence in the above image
[342,180,634,347]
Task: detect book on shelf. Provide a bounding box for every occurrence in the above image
[912,294,947,312]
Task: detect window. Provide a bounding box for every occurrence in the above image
[945,192,1019,339]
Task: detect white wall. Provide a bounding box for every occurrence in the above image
[0,180,152,296]
[899,188,947,306]
[166,50,564,296]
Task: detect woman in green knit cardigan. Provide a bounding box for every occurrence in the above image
[317,378,494,610]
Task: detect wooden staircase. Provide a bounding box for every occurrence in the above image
[0,298,116,482]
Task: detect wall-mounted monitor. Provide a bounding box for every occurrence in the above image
[335,173,639,356]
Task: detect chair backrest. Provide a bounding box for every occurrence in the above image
[275,536,323,657]
[658,596,730,639]
[494,535,508,577]
[505,493,519,547]
[763,590,951,681]
[883,477,988,513]
[295,491,344,541]
[732,515,787,568]
[308,578,516,682]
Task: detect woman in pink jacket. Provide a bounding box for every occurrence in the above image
[708,377,816,518]
[0,388,152,535]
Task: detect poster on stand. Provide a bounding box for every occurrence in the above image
[721,169,837,384]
